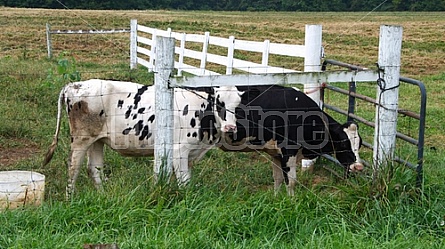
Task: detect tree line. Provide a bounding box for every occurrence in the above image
[1,0,444,11]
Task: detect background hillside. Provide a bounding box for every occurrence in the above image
[1,0,445,11]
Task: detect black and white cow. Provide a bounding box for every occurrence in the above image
[218,85,363,195]
[43,79,243,198]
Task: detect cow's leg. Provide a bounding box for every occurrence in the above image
[87,141,105,191]
[174,150,191,186]
[156,145,191,186]
[66,136,97,199]
[67,142,88,199]
[286,156,298,196]
[271,155,285,195]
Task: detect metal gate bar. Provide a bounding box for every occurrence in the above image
[321,59,426,186]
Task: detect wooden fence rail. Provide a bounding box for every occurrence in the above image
[129,19,323,105]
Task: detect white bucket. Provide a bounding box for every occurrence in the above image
[0,171,45,210]
[301,158,316,173]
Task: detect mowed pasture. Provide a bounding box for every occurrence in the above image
[0,7,445,248]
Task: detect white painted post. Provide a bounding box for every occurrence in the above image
[154,36,175,183]
[200,31,210,75]
[302,21,322,175]
[304,24,323,106]
[226,35,235,75]
[373,25,403,175]
[46,23,52,59]
[148,30,157,72]
[262,40,270,72]
[177,33,186,76]
[129,19,138,69]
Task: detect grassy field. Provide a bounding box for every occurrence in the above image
[0,7,444,248]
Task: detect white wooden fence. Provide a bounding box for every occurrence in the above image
[129,19,323,105]
[131,21,401,180]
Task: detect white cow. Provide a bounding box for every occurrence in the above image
[43,79,243,198]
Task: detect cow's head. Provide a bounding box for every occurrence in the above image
[333,122,364,172]
[214,86,244,133]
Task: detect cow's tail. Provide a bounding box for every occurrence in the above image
[42,87,65,166]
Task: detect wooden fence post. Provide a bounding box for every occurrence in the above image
[148,29,157,72]
[154,36,175,182]
[46,23,52,59]
[226,35,235,75]
[261,40,270,69]
[304,24,323,106]
[130,19,138,69]
[373,25,403,176]
[200,31,210,75]
[177,32,186,76]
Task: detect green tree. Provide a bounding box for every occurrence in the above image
[2,0,445,11]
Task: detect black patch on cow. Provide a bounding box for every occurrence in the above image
[192,132,197,138]
[198,94,218,142]
[190,118,196,128]
[216,96,227,121]
[133,85,148,109]
[139,125,152,140]
[122,127,132,135]
[125,106,133,119]
[183,105,189,116]
[133,120,144,135]
[99,110,105,116]
[199,119,216,142]
[194,110,204,120]
[138,107,145,114]
[148,114,155,123]
[187,132,191,137]
[117,100,124,108]
[201,103,206,109]
[127,93,131,98]
[66,98,72,113]
[132,114,138,120]
[279,154,291,185]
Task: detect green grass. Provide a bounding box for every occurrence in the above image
[1,162,444,248]
[1,9,445,248]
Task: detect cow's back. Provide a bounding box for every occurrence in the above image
[223,85,322,149]
[64,79,220,158]
[64,79,156,156]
